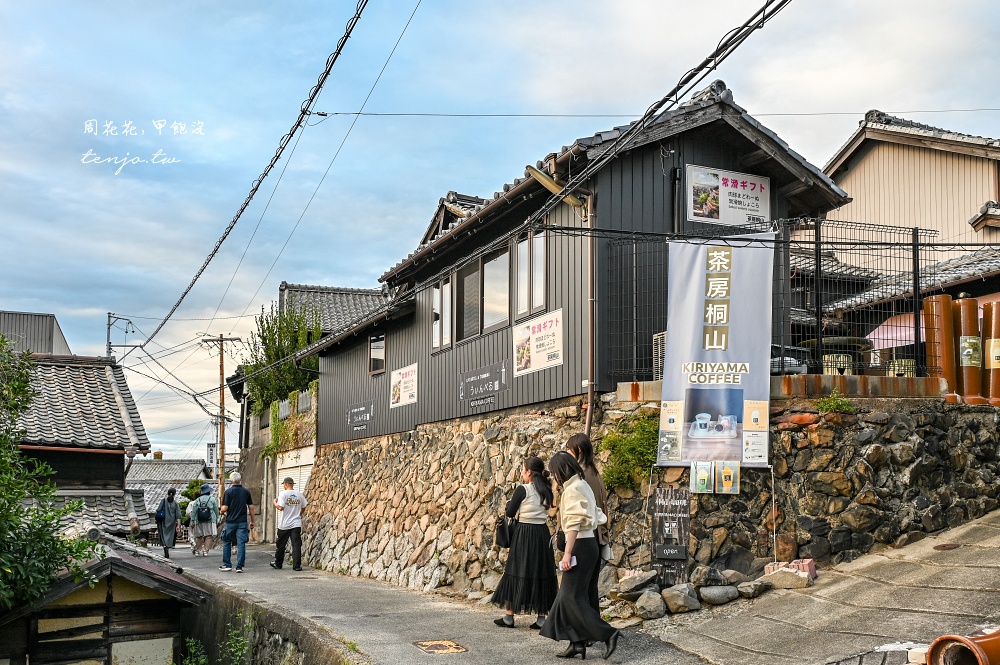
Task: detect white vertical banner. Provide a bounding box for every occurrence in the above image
[657,235,773,467]
[206,442,217,469]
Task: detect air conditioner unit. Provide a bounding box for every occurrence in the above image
[653,332,666,381]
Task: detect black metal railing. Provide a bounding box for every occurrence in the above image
[607,218,954,381]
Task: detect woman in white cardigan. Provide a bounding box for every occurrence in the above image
[540,452,621,660]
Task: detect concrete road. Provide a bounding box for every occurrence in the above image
[181,546,708,664]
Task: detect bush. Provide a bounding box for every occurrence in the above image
[815,388,856,414]
[598,415,659,490]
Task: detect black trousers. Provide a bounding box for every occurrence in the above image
[275,526,302,568]
[540,537,616,645]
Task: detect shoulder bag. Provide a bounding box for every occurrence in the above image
[155,499,166,522]
[495,516,516,549]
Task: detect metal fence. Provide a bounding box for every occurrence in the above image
[607,218,953,381]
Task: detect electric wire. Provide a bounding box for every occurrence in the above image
[312,107,1000,119]
[229,0,423,336]
[140,0,372,349]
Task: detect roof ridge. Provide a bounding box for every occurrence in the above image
[281,282,385,294]
[865,109,999,143]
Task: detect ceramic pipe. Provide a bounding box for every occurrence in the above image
[986,302,1000,407]
[926,630,1000,665]
[923,295,959,403]
[953,296,988,405]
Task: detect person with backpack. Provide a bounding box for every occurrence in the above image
[186,483,219,556]
[155,488,183,559]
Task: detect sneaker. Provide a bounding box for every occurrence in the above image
[236,567,243,573]
[269,562,281,570]
[219,565,232,571]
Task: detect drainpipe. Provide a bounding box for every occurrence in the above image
[585,193,596,436]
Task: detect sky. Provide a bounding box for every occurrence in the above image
[3,0,1000,460]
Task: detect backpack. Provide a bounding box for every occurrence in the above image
[155,499,166,522]
[196,497,212,523]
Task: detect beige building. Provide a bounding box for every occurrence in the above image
[824,110,1000,243]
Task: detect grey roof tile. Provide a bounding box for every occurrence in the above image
[51,490,153,535]
[18,355,150,451]
[127,459,212,482]
[278,282,389,333]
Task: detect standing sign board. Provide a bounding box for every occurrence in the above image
[650,487,691,586]
[687,165,770,227]
[657,237,773,467]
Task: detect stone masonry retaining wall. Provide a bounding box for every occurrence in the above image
[300,393,1000,594]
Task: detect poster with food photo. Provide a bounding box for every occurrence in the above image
[512,309,564,377]
[389,362,418,408]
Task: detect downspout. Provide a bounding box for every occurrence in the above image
[585,192,596,436]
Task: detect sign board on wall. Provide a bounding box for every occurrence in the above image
[347,400,374,433]
[389,363,418,408]
[513,309,563,377]
[658,237,773,467]
[687,165,770,227]
[650,487,691,585]
[459,360,510,409]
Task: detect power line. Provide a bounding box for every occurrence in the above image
[229,0,423,335]
[309,107,1000,119]
[117,313,258,321]
[140,0,372,348]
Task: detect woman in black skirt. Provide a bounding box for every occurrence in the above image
[492,456,558,629]
[540,452,621,660]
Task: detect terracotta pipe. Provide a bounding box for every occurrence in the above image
[926,630,1000,665]
[983,302,993,400]
[986,302,1000,407]
[923,295,960,403]
[953,296,988,405]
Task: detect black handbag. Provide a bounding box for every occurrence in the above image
[495,516,516,549]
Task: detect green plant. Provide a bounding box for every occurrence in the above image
[598,414,659,490]
[177,638,210,665]
[220,610,254,665]
[815,388,856,414]
[243,303,322,416]
[0,336,100,610]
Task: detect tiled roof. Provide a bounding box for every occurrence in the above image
[824,247,1000,312]
[279,282,389,333]
[50,489,153,535]
[825,110,1000,174]
[129,482,224,515]
[18,355,150,451]
[127,459,211,482]
[380,80,848,283]
[789,250,881,281]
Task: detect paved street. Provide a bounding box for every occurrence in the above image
[181,546,707,664]
[179,509,1000,665]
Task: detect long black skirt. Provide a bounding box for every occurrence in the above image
[492,522,558,615]
[540,537,616,644]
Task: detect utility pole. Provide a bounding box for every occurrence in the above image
[202,334,241,498]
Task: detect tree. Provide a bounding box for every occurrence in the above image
[0,336,99,610]
[243,303,322,415]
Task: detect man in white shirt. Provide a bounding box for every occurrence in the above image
[270,477,308,571]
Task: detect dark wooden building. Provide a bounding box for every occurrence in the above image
[0,547,209,665]
[17,353,153,535]
[296,81,850,445]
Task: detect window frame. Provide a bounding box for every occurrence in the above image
[515,230,546,321]
[368,331,386,376]
[481,247,511,335]
[431,277,453,351]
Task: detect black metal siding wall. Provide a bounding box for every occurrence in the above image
[318,202,588,446]
[593,130,794,391]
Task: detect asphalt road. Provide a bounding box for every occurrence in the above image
[181,545,709,664]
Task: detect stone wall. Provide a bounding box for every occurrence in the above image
[299,393,1000,596]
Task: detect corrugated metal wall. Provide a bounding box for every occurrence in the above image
[318,202,587,445]
[831,142,999,246]
[0,311,71,354]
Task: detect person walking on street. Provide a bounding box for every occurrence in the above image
[566,433,612,612]
[186,484,219,556]
[219,472,255,573]
[156,488,182,559]
[541,452,620,660]
[491,456,558,629]
[271,477,308,571]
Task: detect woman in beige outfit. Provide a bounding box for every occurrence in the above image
[566,433,610,612]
